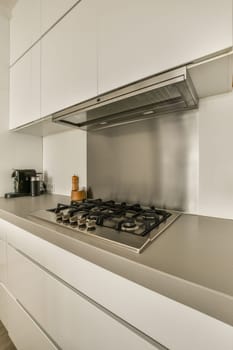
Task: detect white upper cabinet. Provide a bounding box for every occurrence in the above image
[10,43,41,129]
[97,0,233,93]
[41,0,97,117]
[10,0,79,65]
[9,0,233,134]
[41,0,78,34]
[10,0,41,65]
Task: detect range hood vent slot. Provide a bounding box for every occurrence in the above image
[53,66,199,131]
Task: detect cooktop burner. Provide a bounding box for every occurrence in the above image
[31,199,180,253]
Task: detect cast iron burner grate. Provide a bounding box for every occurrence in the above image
[47,199,171,237]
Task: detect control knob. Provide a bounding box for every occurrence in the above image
[69,215,78,227]
[56,212,63,222]
[86,218,96,231]
[78,217,87,229]
[62,213,70,224]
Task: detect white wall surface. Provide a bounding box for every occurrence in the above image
[0,12,42,196]
[42,90,233,220]
[3,0,232,218]
[198,92,233,219]
[43,129,87,195]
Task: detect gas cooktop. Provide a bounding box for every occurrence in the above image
[31,199,180,253]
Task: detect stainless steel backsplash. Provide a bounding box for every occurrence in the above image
[87,111,198,212]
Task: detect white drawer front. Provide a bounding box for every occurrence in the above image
[0,240,7,284]
[0,283,8,328]
[6,288,57,350]
[0,219,6,241]
[7,245,162,350]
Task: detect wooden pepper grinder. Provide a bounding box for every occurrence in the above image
[71,175,86,201]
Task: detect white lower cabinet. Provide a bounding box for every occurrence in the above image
[0,226,8,329]
[0,284,8,328]
[5,221,233,350]
[7,288,57,350]
[0,239,7,284]
[1,283,56,350]
[7,245,162,350]
[2,220,233,350]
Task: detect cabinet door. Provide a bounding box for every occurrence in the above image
[7,245,161,350]
[9,43,41,129]
[41,0,78,34]
[41,0,97,117]
[0,221,7,286]
[0,220,5,240]
[10,0,41,65]
[7,288,57,350]
[0,284,8,328]
[0,240,7,284]
[98,0,232,93]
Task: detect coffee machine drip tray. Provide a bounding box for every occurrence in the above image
[4,192,32,199]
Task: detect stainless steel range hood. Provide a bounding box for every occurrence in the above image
[52,66,199,131]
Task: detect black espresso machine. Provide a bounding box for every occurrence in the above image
[5,169,42,198]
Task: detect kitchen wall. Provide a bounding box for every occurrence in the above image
[41,87,233,220]
[0,11,42,196]
[43,129,87,195]
[5,0,233,220]
[87,90,233,219]
[87,112,198,213]
[199,91,233,220]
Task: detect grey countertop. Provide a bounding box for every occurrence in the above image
[0,194,232,327]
